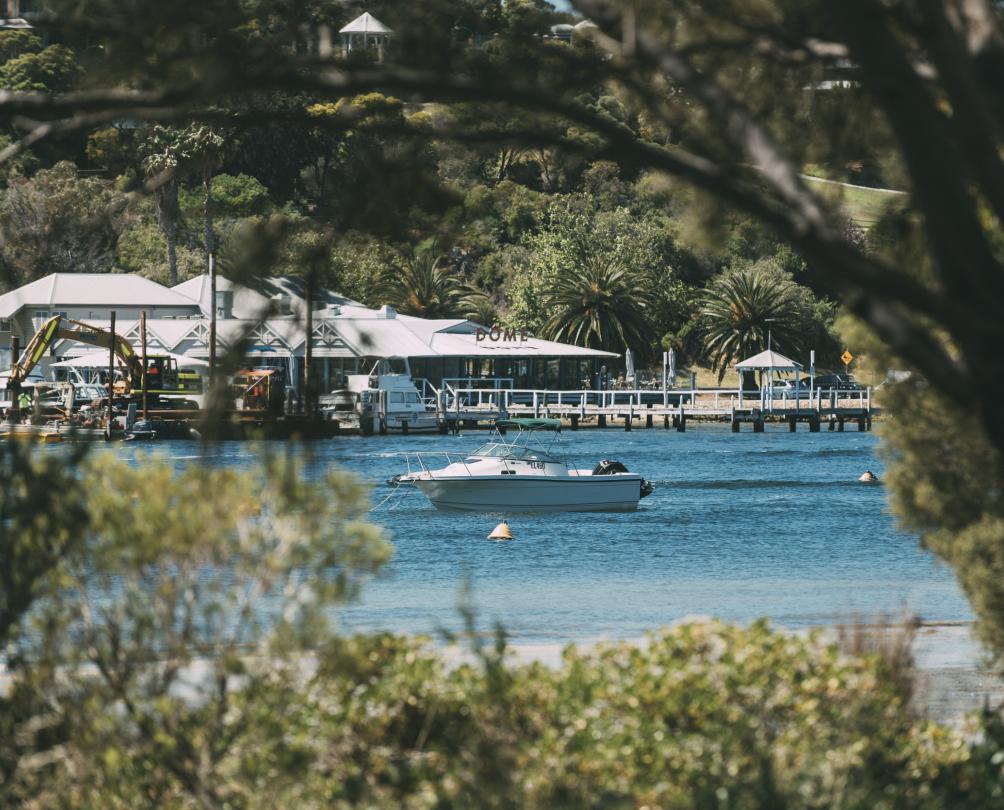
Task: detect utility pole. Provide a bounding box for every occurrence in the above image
[209,251,217,387]
[107,310,116,438]
[140,310,149,421]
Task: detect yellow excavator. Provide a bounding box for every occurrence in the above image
[8,315,203,406]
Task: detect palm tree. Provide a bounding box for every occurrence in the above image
[386,250,472,319]
[698,262,809,381]
[540,255,651,354]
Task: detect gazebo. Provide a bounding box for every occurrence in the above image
[339,12,393,61]
[735,349,803,405]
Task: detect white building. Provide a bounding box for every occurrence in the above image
[0,272,618,391]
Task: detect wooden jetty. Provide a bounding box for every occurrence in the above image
[427,385,876,433]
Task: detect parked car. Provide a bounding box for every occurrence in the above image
[767,379,804,396]
[801,372,864,391]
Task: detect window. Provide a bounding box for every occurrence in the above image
[32,310,50,330]
[0,319,9,332]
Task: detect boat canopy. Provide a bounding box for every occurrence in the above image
[496,417,562,431]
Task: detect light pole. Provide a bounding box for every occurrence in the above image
[764,317,777,352]
[763,318,777,408]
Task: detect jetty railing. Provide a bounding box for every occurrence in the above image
[435,384,872,417]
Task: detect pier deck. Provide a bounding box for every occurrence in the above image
[429,386,876,433]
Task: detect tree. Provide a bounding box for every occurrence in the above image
[183,124,227,271]
[1,447,390,806]
[0,161,127,285]
[385,247,477,319]
[140,127,186,285]
[0,44,79,93]
[541,253,651,354]
[698,260,812,381]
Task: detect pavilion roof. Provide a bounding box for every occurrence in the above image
[735,349,803,371]
[339,12,392,34]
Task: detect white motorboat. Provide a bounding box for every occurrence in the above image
[395,418,653,512]
[324,358,439,432]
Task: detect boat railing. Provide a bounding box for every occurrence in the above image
[394,449,481,479]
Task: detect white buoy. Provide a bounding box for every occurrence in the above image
[858,470,879,483]
[488,520,513,540]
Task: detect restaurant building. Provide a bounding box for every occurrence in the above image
[0,273,618,392]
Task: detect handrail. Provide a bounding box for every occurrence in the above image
[437,385,872,412]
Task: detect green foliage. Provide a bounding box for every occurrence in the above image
[840,313,1004,661]
[1,447,390,806]
[0,161,127,284]
[384,248,478,319]
[0,30,42,63]
[504,195,691,358]
[0,44,80,93]
[116,218,203,283]
[540,254,652,354]
[698,259,817,380]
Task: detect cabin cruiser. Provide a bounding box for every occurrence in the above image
[395,418,653,512]
[324,358,439,432]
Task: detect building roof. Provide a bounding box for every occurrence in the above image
[0,273,200,319]
[735,349,803,371]
[172,274,364,320]
[339,12,392,34]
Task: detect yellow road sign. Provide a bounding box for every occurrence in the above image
[841,350,854,366]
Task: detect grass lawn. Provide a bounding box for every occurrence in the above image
[802,175,906,229]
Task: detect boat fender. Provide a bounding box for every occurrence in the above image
[593,459,629,476]
[488,520,513,541]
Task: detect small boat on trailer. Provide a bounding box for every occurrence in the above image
[395,418,653,513]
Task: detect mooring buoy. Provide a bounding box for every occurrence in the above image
[488,520,513,540]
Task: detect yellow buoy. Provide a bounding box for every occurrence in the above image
[488,520,513,541]
[858,470,879,483]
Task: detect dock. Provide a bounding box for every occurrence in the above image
[426,385,877,433]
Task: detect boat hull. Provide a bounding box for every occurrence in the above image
[414,474,644,512]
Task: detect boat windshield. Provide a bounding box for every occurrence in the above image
[469,443,558,463]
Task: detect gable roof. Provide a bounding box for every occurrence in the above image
[0,273,200,319]
[339,12,392,34]
[172,274,365,319]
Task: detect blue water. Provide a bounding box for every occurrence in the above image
[113,425,972,644]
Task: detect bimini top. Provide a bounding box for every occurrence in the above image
[496,418,562,431]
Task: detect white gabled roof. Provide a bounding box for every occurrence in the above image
[339,12,392,34]
[172,275,365,320]
[735,349,802,371]
[0,273,200,319]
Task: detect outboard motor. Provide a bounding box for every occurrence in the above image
[592,459,629,476]
[592,459,654,499]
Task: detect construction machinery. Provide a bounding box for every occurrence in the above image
[231,368,285,416]
[8,315,203,406]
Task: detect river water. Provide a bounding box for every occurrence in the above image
[115,425,972,644]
